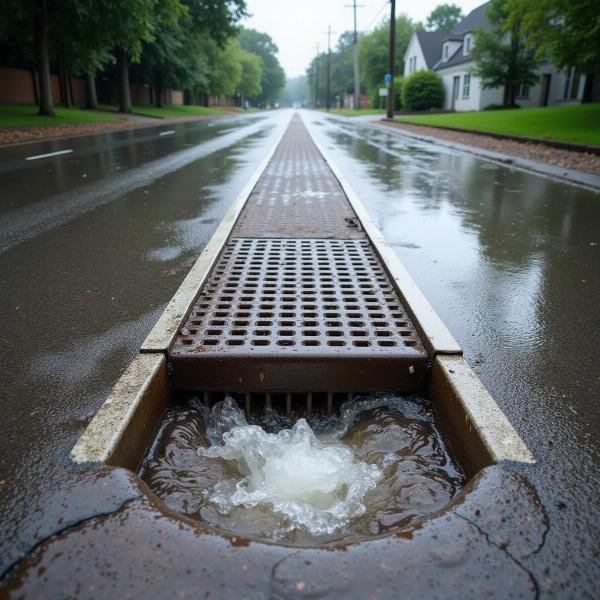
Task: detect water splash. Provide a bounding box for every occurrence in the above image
[200,398,381,535]
[143,394,465,544]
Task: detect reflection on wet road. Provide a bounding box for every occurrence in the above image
[304,111,600,594]
[0,111,287,570]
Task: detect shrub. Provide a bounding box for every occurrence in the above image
[401,70,444,111]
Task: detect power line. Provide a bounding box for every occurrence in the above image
[360,0,388,32]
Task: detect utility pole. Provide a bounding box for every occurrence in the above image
[325,26,333,111]
[314,43,320,108]
[346,1,363,110]
[386,0,396,119]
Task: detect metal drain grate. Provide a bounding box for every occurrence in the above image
[171,238,428,392]
[233,117,363,239]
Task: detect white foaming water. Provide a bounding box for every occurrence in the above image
[199,399,382,535]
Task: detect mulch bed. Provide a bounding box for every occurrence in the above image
[384,121,600,177]
[0,119,145,146]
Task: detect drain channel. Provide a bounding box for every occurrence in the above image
[170,115,428,393]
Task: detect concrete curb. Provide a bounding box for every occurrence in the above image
[140,114,291,353]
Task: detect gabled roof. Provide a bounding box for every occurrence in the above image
[414,31,447,69]
[452,1,492,35]
[433,1,492,71]
[434,44,472,70]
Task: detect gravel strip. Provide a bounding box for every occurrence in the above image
[385,121,600,177]
[0,119,150,145]
[0,111,237,147]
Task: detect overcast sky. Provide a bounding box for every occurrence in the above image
[243,0,483,78]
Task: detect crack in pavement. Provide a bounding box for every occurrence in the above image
[456,513,541,600]
[0,494,142,583]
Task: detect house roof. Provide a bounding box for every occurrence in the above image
[452,1,492,35]
[434,1,492,71]
[414,31,447,69]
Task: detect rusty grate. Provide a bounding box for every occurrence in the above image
[170,238,428,392]
[233,118,363,239]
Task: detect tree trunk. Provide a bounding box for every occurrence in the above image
[34,0,54,116]
[503,83,511,107]
[155,79,163,108]
[58,57,72,108]
[582,73,595,103]
[85,74,98,109]
[116,48,132,113]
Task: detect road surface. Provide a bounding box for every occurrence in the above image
[1,109,598,596]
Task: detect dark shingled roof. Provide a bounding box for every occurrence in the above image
[414,31,447,69]
[452,1,492,35]
[434,2,492,71]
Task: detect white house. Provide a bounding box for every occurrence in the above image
[403,1,587,111]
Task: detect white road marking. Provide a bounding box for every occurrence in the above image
[158,130,175,137]
[26,149,73,161]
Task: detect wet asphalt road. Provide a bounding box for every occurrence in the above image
[0,111,287,570]
[305,111,600,596]
[1,109,599,596]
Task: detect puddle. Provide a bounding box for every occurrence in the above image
[141,395,465,545]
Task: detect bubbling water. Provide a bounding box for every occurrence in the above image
[142,395,465,545]
[200,399,381,535]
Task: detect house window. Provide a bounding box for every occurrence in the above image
[465,36,471,54]
[462,74,471,98]
[409,56,417,73]
[517,83,530,98]
[443,44,448,60]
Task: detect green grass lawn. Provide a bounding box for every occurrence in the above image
[330,108,386,117]
[100,104,226,118]
[396,103,600,146]
[0,104,121,128]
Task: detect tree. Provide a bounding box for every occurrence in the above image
[426,4,463,32]
[506,0,600,102]
[237,49,262,103]
[401,70,444,110]
[136,0,247,108]
[472,0,538,107]
[202,39,242,97]
[238,28,285,106]
[359,15,419,107]
[0,0,60,115]
[100,0,185,113]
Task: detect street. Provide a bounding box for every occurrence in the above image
[1,109,599,595]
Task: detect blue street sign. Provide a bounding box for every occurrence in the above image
[384,73,392,84]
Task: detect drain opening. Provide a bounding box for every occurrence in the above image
[141,393,465,546]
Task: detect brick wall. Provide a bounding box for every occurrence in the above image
[0,67,184,107]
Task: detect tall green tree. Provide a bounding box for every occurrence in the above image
[472,0,538,107]
[100,0,185,113]
[136,0,246,107]
[237,48,262,103]
[426,4,463,32]
[0,0,65,115]
[238,28,285,106]
[359,15,419,105]
[506,0,600,102]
